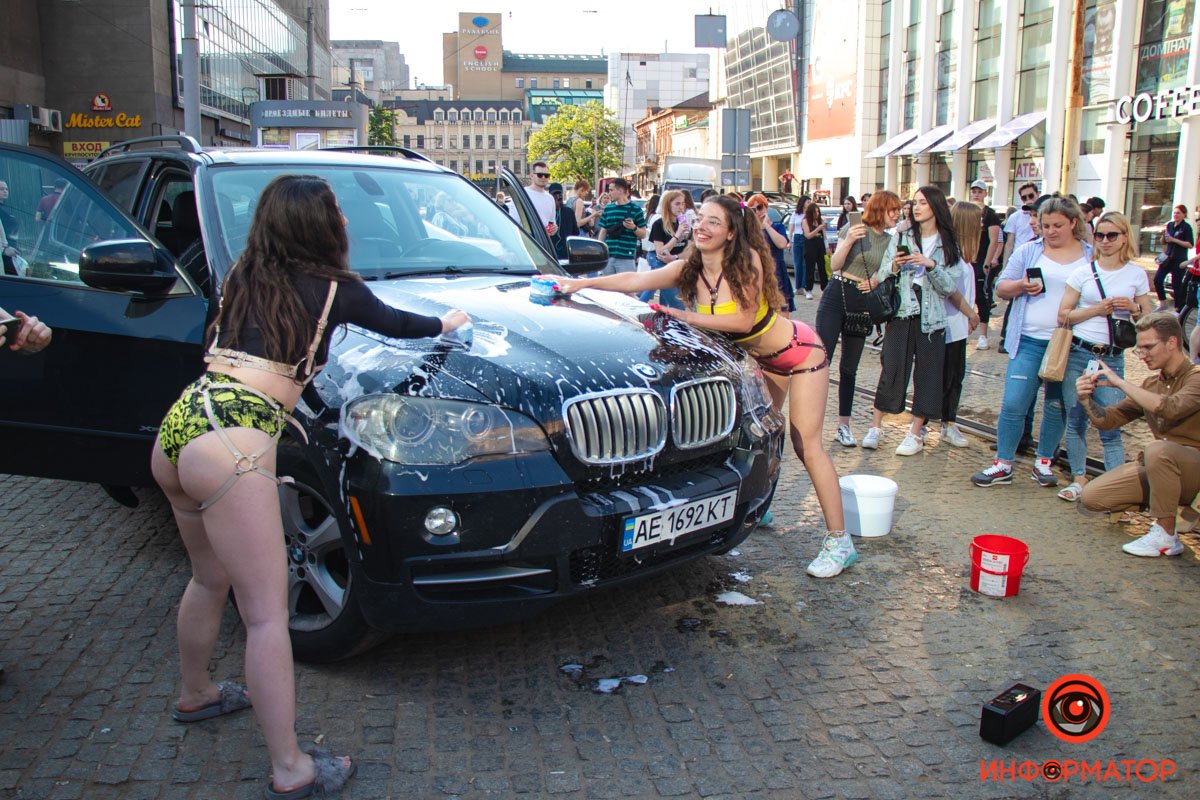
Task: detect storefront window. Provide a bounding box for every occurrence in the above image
[1126,119,1183,257]
[1016,0,1054,115]
[1082,0,1117,105]
[1135,0,1196,95]
[973,0,1002,120]
[935,0,956,126]
[1079,108,1106,155]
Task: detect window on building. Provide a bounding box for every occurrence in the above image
[553,78,560,89]
[902,3,921,130]
[436,160,444,166]
[475,135,483,148]
[934,0,957,126]
[402,134,411,148]
[878,0,892,137]
[488,134,496,148]
[447,108,459,122]
[972,0,1003,120]
[1016,0,1054,115]
[499,109,509,121]
[564,79,571,88]
[416,134,424,148]
[502,159,509,172]
[501,134,510,149]
[513,110,521,121]
[514,161,522,175]
[530,78,537,88]
[486,109,497,122]
[474,109,484,121]
[585,80,593,89]
[516,78,525,88]
[434,109,444,122]
[263,77,291,100]
[475,159,484,174]
[450,159,458,171]
[450,135,458,148]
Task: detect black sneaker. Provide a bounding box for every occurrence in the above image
[1030,457,1059,487]
[972,460,1014,487]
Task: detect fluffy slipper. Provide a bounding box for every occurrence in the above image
[264,744,356,799]
[172,681,252,723]
[1057,482,1084,502]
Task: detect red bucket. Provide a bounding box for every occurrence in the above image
[969,535,1030,598]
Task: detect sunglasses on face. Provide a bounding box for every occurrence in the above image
[1020,193,1037,201]
[534,172,550,178]
[1094,231,1122,242]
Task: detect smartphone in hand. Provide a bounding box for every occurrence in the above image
[0,315,23,345]
[848,210,862,227]
[1025,266,1044,293]
[1085,359,1101,376]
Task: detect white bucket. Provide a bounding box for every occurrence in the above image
[840,474,899,537]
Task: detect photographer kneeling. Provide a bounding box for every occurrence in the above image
[1078,312,1200,557]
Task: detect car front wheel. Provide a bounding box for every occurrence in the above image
[276,448,389,662]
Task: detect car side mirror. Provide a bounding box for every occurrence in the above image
[80,240,179,295]
[561,236,608,275]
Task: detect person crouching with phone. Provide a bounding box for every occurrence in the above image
[1052,212,1154,502]
[972,195,1093,488]
[0,307,51,353]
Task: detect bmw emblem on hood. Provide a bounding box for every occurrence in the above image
[631,363,658,379]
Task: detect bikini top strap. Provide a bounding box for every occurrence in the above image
[299,280,339,381]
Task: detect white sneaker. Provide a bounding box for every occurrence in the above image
[805,531,858,578]
[942,424,969,448]
[895,432,923,456]
[804,291,813,299]
[1122,523,1184,557]
[976,335,990,351]
[834,425,857,447]
[861,427,881,450]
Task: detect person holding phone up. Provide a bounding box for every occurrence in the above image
[0,307,51,353]
[1052,211,1153,502]
[972,195,1093,488]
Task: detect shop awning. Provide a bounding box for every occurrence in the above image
[969,111,1047,150]
[865,128,918,159]
[891,124,956,156]
[925,118,996,153]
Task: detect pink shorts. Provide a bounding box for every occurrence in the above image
[754,320,828,376]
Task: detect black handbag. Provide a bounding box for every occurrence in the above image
[1090,262,1137,350]
[849,234,899,323]
[840,282,873,337]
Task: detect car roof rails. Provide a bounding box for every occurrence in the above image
[320,145,436,165]
[97,135,203,159]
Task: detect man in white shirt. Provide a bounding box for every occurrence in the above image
[519,161,558,237]
[1001,182,1041,264]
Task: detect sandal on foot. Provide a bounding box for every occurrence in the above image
[172,681,252,723]
[1057,482,1084,502]
[264,744,356,799]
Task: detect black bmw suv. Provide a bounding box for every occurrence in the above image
[0,138,783,660]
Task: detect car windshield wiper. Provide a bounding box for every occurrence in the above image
[382,266,533,279]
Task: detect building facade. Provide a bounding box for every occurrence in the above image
[386,99,530,184]
[862,0,1199,258]
[441,13,606,102]
[633,94,714,194]
[606,53,711,168]
[332,40,409,104]
[0,0,331,160]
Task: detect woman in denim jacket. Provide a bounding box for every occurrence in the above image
[972,195,1093,487]
[861,186,961,455]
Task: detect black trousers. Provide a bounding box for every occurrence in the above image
[941,338,967,422]
[815,279,868,417]
[972,260,997,325]
[874,315,946,421]
[1154,257,1186,305]
[804,241,828,290]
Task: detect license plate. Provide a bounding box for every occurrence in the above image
[620,489,738,553]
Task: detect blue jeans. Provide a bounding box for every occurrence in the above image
[637,253,683,308]
[1061,344,1126,477]
[791,240,807,290]
[996,335,1067,463]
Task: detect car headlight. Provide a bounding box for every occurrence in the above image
[740,353,773,413]
[341,395,550,464]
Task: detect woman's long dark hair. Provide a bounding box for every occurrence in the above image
[210,175,361,364]
[677,196,785,313]
[794,194,810,214]
[910,185,961,267]
[803,200,823,231]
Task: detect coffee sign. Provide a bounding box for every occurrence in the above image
[1114,83,1200,124]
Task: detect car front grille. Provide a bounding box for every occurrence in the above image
[563,390,667,465]
[569,528,732,586]
[671,378,736,449]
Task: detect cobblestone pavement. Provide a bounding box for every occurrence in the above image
[2,310,1198,799]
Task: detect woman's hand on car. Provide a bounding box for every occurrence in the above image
[440,310,472,333]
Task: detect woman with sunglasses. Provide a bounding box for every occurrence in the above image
[1053,212,1153,501]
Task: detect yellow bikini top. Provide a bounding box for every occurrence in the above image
[696,294,775,343]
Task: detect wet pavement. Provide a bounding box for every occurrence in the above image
[2,300,1198,799]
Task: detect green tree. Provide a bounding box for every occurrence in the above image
[368,105,395,146]
[527,102,624,185]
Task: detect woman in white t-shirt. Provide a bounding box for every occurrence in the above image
[971,195,1093,488]
[788,196,810,291]
[1054,211,1153,501]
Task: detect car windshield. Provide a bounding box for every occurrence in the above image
[206,165,557,277]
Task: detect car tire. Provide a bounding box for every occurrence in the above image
[276,444,390,663]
